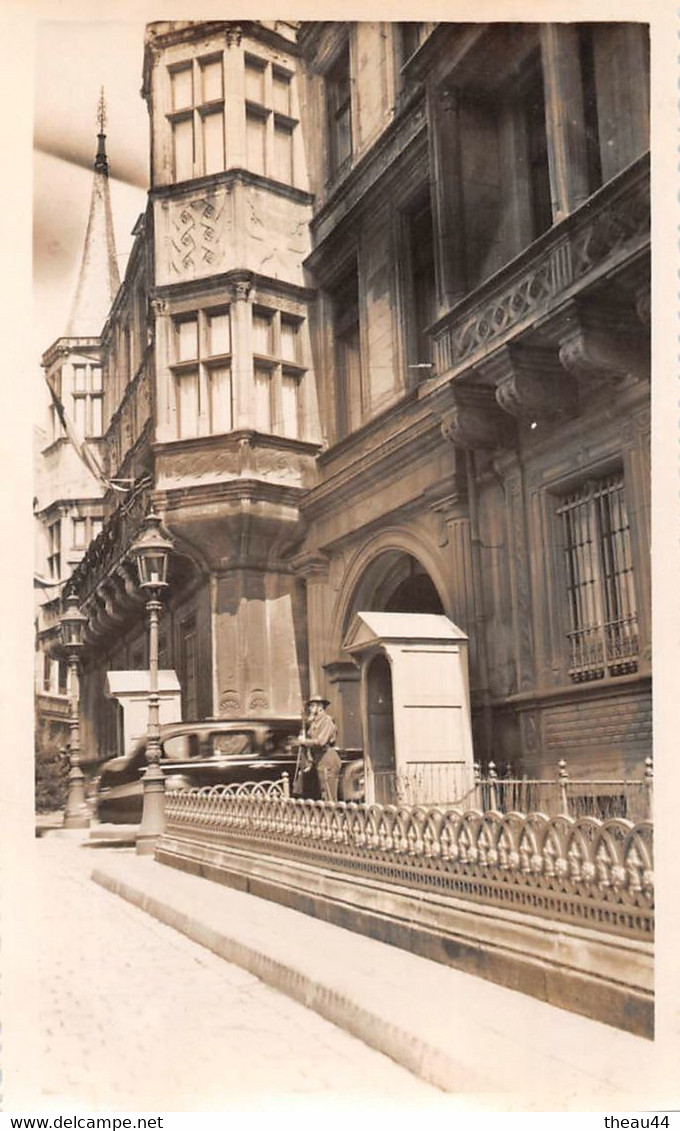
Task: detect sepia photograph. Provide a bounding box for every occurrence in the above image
[2,0,677,1118]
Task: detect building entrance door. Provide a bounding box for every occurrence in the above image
[366,653,395,805]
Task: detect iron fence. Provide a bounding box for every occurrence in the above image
[371,758,652,822]
[164,781,654,940]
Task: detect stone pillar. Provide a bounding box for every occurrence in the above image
[212,567,305,718]
[540,25,590,221]
[325,660,362,750]
[427,84,467,314]
[291,553,331,698]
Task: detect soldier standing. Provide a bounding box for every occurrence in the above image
[297,695,342,801]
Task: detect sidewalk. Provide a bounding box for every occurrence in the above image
[15,835,440,1111]
[87,832,674,1111]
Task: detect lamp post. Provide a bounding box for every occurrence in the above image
[60,592,90,830]
[130,510,174,856]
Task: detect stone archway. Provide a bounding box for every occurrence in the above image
[327,544,448,749]
[342,550,445,637]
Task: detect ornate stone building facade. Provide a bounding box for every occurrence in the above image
[48,20,650,778]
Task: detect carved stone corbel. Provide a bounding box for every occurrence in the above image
[435,385,514,450]
[228,271,254,303]
[547,299,649,385]
[475,344,577,421]
[225,23,244,47]
[290,550,330,581]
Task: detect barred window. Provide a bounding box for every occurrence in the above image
[557,472,638,681]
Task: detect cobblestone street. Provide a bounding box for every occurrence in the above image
[28,836,437,1111]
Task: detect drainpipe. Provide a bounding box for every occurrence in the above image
[465,447,494,765]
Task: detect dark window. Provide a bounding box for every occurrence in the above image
[557,471,638,682]
[332,266,362,438]
[406,195,436,368]
[47,521,61,580]
[58,661,68,696]
[578,27,603,193]
[522,56,552,238]
[398,23,426,67]
[180,615,198,720]
[326,44,352,178]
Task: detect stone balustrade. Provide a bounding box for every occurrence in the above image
[429,153,649,382]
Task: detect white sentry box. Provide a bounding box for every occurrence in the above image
[105,670,182,755]
[343,612,474,807]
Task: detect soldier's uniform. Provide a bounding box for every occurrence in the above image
[300,696,342,801]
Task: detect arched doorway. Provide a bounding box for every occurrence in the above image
[366,653,395,805]
[347,550,445,625]
[332,547,447,761]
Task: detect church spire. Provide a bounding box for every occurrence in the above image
[65,89,120,338]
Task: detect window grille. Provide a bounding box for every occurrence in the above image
[557,472,638,681]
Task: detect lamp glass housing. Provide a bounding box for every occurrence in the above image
[131,512,173,591]
[60,594,86,650]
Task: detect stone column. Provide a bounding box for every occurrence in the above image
[426,84,467,315]
[228,271,254,431]
[540,24,590,222]
[325,660,362,750]
[292,552,331,700]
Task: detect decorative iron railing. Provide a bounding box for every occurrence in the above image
[164,783,653,939]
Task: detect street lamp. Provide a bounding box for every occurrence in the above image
[60,592,90,830]
[130,510,174,855]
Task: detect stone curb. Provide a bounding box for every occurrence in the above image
[92,864,493,1096]
[89,855,667,1110]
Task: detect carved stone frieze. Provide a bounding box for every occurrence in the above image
[158,448,241,486]
[168,192,231,280]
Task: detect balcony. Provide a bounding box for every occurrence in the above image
[427,154,649,388]
[104,363,152,480]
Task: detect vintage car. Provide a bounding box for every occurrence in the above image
[95,717,365,823]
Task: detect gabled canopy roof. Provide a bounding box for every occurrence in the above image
[343,611,468,655]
